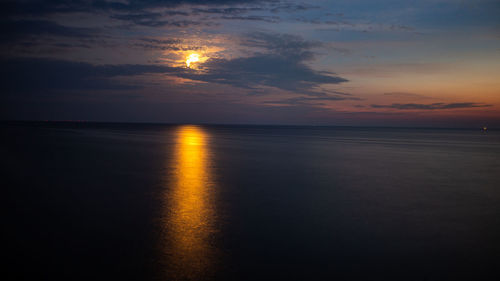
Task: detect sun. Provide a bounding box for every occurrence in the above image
[186,53,200,68]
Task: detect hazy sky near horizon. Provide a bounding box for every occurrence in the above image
[1,0,499,126]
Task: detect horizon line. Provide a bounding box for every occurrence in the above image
[1,119,496,130]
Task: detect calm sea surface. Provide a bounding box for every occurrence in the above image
[3,122,500,280]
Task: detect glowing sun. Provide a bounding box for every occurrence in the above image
[186,53,200,68]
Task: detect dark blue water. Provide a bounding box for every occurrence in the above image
[3,122,500,280]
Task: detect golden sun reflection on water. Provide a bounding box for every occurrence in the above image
[163,125,217,280]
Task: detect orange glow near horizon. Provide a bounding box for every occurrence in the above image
[162,125,217,280]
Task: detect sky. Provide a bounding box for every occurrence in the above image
[1,0,500,127]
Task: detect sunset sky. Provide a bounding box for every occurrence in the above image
[2,0,500,126]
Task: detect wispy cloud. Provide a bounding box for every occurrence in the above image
[264,95,358,106]
[241,31,322,60]
[270,3,319,13]
[112,13,208,27]
[383,92,430,99]
[133,37,201,51]
[220,15,279,22]
[371,103,493,110]
[191,7,264,15]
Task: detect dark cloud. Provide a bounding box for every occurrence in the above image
[176,32,347,94]
[242,31,322,60]
[161,10,191,16]
[1,1,90,16]
[112,13,205,27]
[181,54,347,94]
[140,38,182,45]
[0,58,179,94]
[50,42,92,49]
[2,28,348,99]
[192,7,264,15]
[114,0,274,10]
[133,37,205,51]
[111,12,163,23]
[0,0,299,36]
[133,37,191,51]
[0,19,96,42]
[371,103,493,110]
[220,15,279,22]
[1,49,347,98]
[191,3,315,16]
[1,0,274,16]
[270,3,318,13]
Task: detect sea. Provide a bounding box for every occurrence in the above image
[3,122,500,281]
